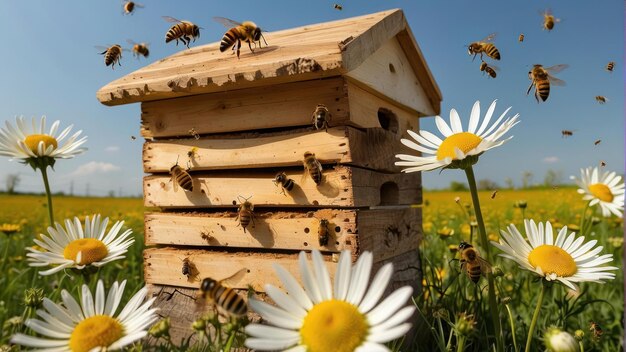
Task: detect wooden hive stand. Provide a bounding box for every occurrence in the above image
[97,8,442,341]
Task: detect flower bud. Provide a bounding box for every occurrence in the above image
[544,327,580,352]
[455,313,475,336]
[148,317,170,338]
[23,288,44,309]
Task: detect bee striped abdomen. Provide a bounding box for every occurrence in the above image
[283,178,295,191]
[214,286,247,316]
[238,210,252,232]
[483,43,500,60]
[166,25,183,43]
[537,81,550,101]
[171,165,193,192]
[220,29,239,52]
[468,266,482,283]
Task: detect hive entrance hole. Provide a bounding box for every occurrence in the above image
[377,108,398,134]
[379,181,399,206]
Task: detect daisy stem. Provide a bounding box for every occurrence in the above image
[579,201,590,234]
[524,281,547,352]
[464,166,503,352]
[504,303,519,352]
[456,335,466,352]
[39,165,55,227]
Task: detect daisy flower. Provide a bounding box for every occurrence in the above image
[27,215,135,275]
[492,219,618,291]
[245,250,415,352]
[543,327,580,352]
[0,115,86,168]
[571,166,624,217]
[395,100,519,172]
[11,280,158,352]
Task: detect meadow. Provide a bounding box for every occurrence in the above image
[0,188,622,351]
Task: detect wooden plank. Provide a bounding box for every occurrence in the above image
[96,10,403,106]
[143,166,420,208]
[143,126,401,173]
[346,38,435,116]
[144,248,338,291]
[358,208,422,264]
[144,210,357,252]
[140,78,349,138]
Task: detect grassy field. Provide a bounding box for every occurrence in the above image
[0,189,622,350]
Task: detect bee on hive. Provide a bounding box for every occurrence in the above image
[303,151,323,185]
[170,158,194,192]
[273,172,295,195]
[214,17,267,59]
[312,104,331,131]
[236,196,255,233]
[163,16,200,48]
[318,219,330,246]
[197,269,248,318]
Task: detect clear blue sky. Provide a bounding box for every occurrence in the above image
[0,1,623,195]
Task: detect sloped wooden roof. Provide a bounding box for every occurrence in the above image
[96,9,441,114]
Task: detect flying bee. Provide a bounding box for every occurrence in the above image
[561,130,574,138]
[303,151,323,185]
[197,269,248,317]
[518,33,524,42]
[311,104,331,131]
[467,33,500,61]
[334,4,343,10]
[98,44,123,69]
[188,128,200,140]
[126,39,149,58]
[122,1,143,15]
[491,190,498,199]
[236,196,254,233]
[542,9,560,31]
[130,135,137,140]
[187,147,199,160]
[600,160,606,167]
[479,61,498,78]
[170,158,193,192]
[594,139,601,146]
[458,242,491,284]
[214,17,267,59]
[273,172,295,195]
[606,61,615,72]
[595,96,607,104]
[527,64,568,102]
[589,321,603,339]
[318,219,330,246]
[163,16,200,48]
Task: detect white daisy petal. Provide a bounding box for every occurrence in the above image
[12,280,157,352]
[245,250,415,351]
[435,116,453,137]
[492,220,617,291]
[468,100,480,133]
[449,108,463,132]
[571,166,624,218]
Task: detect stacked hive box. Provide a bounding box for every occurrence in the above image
[97,9,441,339]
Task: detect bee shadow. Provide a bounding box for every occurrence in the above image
[316,178,340,198]
[250,45,279,56]
[246,215,275,248]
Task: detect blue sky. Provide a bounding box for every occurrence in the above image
[0,1,623,196]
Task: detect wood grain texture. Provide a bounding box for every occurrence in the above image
[143,126,403,173]
[96,9,440,116]
[143,166,421,208]
[144,210,357,252]
[140,78,349,138]
[144,248,338,291]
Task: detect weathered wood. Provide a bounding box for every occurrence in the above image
[143,166,420,208]
[346,38,436,116]
[144,248,338,291]
[140,78,349,138]
[96,9,440,117]
[144,210,357,252]
[143,126,403,173]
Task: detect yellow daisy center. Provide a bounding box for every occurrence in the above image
[69,315,123,352]
[63,239,108,265]
[528,245,577,277]
[300,300,368,352]
[589,183,614,202]
[436,132,482,160]
[24,134,58,154]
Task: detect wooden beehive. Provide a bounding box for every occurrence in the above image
[97,9,441,340]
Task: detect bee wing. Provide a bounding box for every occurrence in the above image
[545,64,569,74]
[213,16,242,28]
[94,45,109,52]
[481,33,497,42]
[162,16,183,24]
[488,64,500,72]
[126,39,137,45]
[220,268,248,287]
[171,173,179,192]
[477,257,492,274]
[548,75,567,86]
[134,2,144,8]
